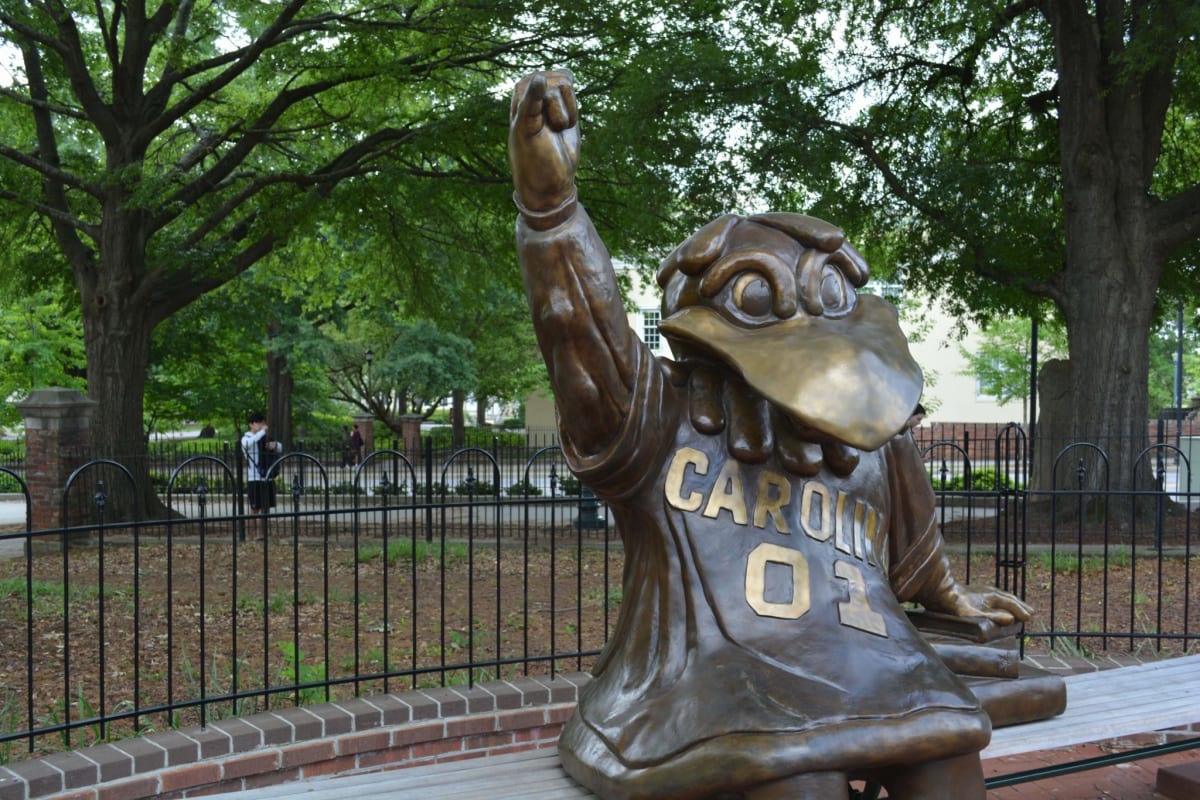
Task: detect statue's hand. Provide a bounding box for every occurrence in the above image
[928,583,1034,626]
[509,70,579,224]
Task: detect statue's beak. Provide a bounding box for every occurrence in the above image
[660,295,923,451]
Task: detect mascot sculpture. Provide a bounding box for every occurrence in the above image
[510,69,1040,800]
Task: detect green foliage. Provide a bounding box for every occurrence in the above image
[0,0,708,470]
[0,287,85,429]
[423,426,525,449]
[928,468,1023,492]
[352,539,468,567]
[454,479,496,496]
[506,479,543,497]
[1027,548,1132,576]
[275,643,327,707]
[1148,315,1200,414]
[960,317,1067,406]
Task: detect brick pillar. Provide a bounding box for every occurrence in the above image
[353,414,376,460]
[16,388,97,532]
[399,414,423,460]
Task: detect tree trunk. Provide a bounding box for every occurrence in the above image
[1044,1,1167,496]
[267,324,293,448]
[451,389,466,449]
[475,396,488,427]
[1058,249,1158,494]
[80,267,173,521]
[1032,359,1072,490]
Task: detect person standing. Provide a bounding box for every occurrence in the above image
[241,412,282,540]
[350,423,364,465]
[340,425,354,467]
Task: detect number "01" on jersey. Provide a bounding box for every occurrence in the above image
[745,543,888,637]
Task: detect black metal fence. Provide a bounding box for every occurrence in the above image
[914,423,1197,659]
[0,429,1195,765]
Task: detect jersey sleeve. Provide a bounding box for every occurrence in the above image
[517,206,677,497]
[883,433,953,602]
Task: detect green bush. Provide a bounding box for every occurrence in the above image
[454,479,496,496]
[927,468,1022,491]
[413,481,452,497]
[506,479,543,496]
[424,425,527,449]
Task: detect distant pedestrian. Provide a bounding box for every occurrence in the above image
[351,423,364,465]
[242,412,282,540]
[340,425,353,467]
[907,402,927,430]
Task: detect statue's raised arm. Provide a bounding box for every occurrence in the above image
[509,70,644,458]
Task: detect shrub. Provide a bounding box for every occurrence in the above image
[506,479,543,496]
[927,468,1022,491]
[454,479,496,496]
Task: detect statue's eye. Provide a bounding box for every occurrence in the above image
[820,267,850,315]
[732,273,773,317]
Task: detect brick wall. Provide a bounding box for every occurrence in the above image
[0,674,587,800]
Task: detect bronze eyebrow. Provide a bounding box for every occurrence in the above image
[698,248,798,317]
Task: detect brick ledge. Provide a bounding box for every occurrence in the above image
[0,673,588,800]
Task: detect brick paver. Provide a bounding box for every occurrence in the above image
[985,742,1198,799]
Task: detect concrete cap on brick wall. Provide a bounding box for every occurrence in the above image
[16,388,98,431]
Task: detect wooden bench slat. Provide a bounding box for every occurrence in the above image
[203,749,597,799]
[983,654,1200,758]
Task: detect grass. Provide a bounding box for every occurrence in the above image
[1026,547,1133,575]
[346,540,469,567]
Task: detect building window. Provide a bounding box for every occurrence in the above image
[642,308,661,350]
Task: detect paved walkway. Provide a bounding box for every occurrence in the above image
[985,743,1195,798]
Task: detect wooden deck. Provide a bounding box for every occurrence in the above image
[983,653,1200,758]
[206,749,595,799]
[210,654,1200,799]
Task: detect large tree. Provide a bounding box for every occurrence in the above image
[724,1,1200,492]
[0,1,726,514]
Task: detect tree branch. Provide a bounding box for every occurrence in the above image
[0,186,99,238]
[18,33,96,272]
[0,85,89,121]
[141,0,311,143]
[825,116,1068,307]
[38,3,118,140]
[1154,183,1200,254]
[0,142,103,199]
[156,75,360,215]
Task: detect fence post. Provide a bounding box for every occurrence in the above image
[424,435,434,543]
[16,387,97,536]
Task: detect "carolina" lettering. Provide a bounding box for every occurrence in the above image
[664,447,881,565]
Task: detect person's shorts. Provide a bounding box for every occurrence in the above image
[248,479,276,510]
